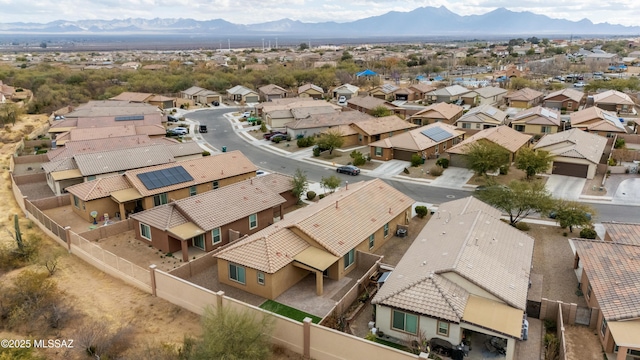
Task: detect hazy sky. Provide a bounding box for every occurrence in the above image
[1,0,638,27]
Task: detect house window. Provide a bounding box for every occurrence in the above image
[389,131,393,137]
[541,126,551,133]
[368,234,375,249]
[192,234,205,250]
[567,102,573,110]
[212,227,221,244]
[229,263,246,284]
[73,195,80,208]
[475,124,481,129]
[257,272,265,286]
[375,147,383,157]
[344,249,355,269]
[87,175,96,181]
[153,193,168,206]
[189,186,197,196]
[358,134,363,142]
[140,223,152,240]
[606,133,615,138]
[249,213,258,230]
[600,318,607,337]
[212,180,219,189]
[392,310,418,335]
[384,223,390,238]
[514,125,525,132]
[437,320,450,337]
[587,283,592,299]
[461,123,471,129]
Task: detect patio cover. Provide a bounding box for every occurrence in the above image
[110,188,143,203]
[51,169,83,181]
[607,320,640,348]
[168,222,205,241]
[462,295,523,339]
[293,246,339,271]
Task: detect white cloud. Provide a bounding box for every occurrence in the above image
[0,0,639,27]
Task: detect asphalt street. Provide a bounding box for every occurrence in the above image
[187,107,637,223]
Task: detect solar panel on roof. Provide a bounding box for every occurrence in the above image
[137,166,194,190]
[115,115,145,121]
[421,127,454,142]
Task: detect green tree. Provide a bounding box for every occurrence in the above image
[0,103,23,126]
[320,175,341,194]
[553,201,595,233]
[290,169,308,204]
[464,141,510,176]
[371,105,392,117]
[316,130,344,155]
[190,307,274,360]
[515,148,554,180]
[475,180,555,225]
[298,42,309,51]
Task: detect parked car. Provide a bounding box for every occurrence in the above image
[199,125,208,133]
[337,96,347,105]
[573,82,586,88]
[256,170,271,177]
[270,134,290,142]
[263,131,286,140]
[212,101,220,106]
[336,165,360,175]
[242,111,251,118]
[54,115,65,120]
[168,127,188,136]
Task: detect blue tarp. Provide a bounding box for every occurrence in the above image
[356,69,377,77]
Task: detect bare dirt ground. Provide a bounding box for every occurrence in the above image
[564,325,603,360]
[402,159,440,180]
[529,224,588,306]
[582,173,608,196]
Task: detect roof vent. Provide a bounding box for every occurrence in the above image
[441,231,446,235]
[422,261,427,266]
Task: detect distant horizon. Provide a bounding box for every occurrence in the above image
[1,2,640,28]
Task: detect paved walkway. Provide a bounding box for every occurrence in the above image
[514,318,543,360]
[546,175,585,200]
[366,159,410,178]
[430,167,475,189]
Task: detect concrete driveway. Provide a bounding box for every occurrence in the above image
[546,175,586,200]
[430,167,474,189]
[613,178,640,205]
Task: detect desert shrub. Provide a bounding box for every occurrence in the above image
[256,119,262,125]
[429,166,444,176]
[318,194,325,199]
[272,137,281,144]
[410,154,423,167]
[350,150,366,166]
[515,222,530,231]
[297,136,315,148]
[74,321,134,359]
[202,151,211,156]
[436,158,449,168]
[579,227,597,239]
[614,138,625,149]
[415,206,429,218]
[260,122,267,132]
[543,319,557,333]
[499,165,509,175]
[313,147,321,157]
[306,191,316,200]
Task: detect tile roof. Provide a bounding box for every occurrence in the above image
[166,142,204,158]
[66,175,132,201]
[373,197,534,316]
[370,122,464,151]
[456,104,507,124]
[74,144,176,176]
[181,86,207,96]
[227,85,257,96]
[347,96,398,110]
[509,106,561,126]
[66,101,161,117]
[259,84,287,95]
[285,110,371,129]
[447,125,531,154]
[69,125,138,141]
[569,107,626,132]
[602,222,640,245]
[412,102,463,120]
[504,88,543,102]
[572,239,640,321]
[544,88,585,103]
[109,92,154,102]
[42,157,77,173]
[298,83,324,94]
[47,135,163,161]
[534,128,606,164]
[409,83,437,93]
[428,85,471,97]
[593,90,635,105]
[131,174,288,232]
[125,150,257,197]
[474,86,508,98]
[350,115,417,136]
[216,179,415,272]
[333,84,359,94]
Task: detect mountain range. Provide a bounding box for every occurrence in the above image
[1,6,639,37]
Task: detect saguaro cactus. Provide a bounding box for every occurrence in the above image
[14,214,24,251]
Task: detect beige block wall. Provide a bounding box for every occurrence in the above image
[71,195,120,223]
[217,259,308,300]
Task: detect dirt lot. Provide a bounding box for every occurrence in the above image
[401,159,441,180]
[529,224,588,306]
[564,325,603,360]
[467,166,548,187]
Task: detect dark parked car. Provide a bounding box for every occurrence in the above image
[263,131,286,140]
[167,115,179,122]
[199,125,208,133]
[212,101,220,106]
[270,134,290,142]
[336,165,360,175]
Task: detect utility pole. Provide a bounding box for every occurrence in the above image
[228,39,230,51]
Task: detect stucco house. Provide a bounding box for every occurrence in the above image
[592,90,636,115]
[509,106,561,135]
[227,85,260,104]
[372,197,534,360]
[298,84,324,99]
[569,107,628,137]
[425,85,472,104]
[130,174,295,262]
[259,84,288,102]
[369,84,399,100]
[369,122,464,161]
[332,84,360,100]
[504,88,544,109]
[465,86,508,106]
[409,102,464,126]
[179,86,222,105]
[533,128,606,179]
[214,179,415,300]
[543,88,585,112]
[284,110,371,138]
[455,104,507,132]
[447,126,532,168]
[347,96,406,118]
[407,83,437,101]
[332,115,417,147]
[261,99,340,129]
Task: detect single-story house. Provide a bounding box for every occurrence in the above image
[298,84,324,99]
[372,197,534,360]
[407,83,437,101]
[369,122,464,161]
[543,88,585,112]
[131,173,295,262]
[285,110,371,138]
[391,87,416,102]
[409,102,464,126]
[180,86,222,104]
[332,84,360,100]
[504,88,544,109]
[227,85,260,104]
[259,84,288,102]
[602,222,640,245]
[533,128,606,179]
[65,151,257,223]
[215,179,415,300]
[509,106,561,135]
[347,96,406,118]
[369,84,399,100]
[333,115,418,147]
[110,92,154,103]
[425,85,472,104]
[266,104,340,130]
[447,126,532,167]
[464,86,508,106]
[593,90,636,115]
[570,238,640,358]
[569,107,628,137]
[455,104,507,131]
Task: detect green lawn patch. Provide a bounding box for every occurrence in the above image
[372,337,411,352]
[259,300,321,324]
